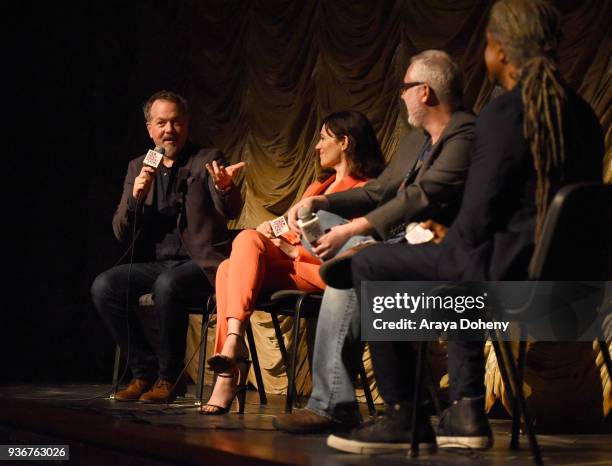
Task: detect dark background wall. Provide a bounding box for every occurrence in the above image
[6,1,190,382]
[5,0,610,383]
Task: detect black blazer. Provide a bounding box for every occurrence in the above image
[325,110,476,239]
[438,87,603,281]
[112,143,242,284]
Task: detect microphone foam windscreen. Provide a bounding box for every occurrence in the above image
[298,206,312,221]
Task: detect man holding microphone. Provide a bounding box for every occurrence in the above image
[91,90,244,403]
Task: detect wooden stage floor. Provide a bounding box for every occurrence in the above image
[0,384,610,466]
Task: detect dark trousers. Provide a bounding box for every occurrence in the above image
[351,242,485,404]
[91,260,211,381]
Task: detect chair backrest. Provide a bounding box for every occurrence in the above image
[529,182,612,281]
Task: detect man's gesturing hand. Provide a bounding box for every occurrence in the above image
[205,160,246,191]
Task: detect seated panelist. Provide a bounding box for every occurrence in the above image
[200,110,386,415]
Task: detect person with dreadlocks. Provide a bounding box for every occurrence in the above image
[325,0,604,455]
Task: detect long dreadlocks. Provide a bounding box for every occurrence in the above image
[487,0,567,242]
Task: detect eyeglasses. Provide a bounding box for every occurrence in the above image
[399,81,425,95]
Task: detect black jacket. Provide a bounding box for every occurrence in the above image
[439,86,603,280]
[112,143,242,284]
[325,110,476,239]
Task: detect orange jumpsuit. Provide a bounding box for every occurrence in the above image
[214,174,367,353]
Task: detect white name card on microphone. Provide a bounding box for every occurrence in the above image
[270,216,290,237]
[143,149,164,168]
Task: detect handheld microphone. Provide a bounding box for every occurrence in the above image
[143,145,165,168]
[137,146,165,203]
[297,207,324,244]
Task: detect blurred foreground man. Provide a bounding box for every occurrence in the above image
[327,0,603,454]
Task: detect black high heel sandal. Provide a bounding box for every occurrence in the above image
[207,332,250,373]
[198,357,251,415]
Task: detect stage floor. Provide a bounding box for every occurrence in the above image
[1,384,610,466]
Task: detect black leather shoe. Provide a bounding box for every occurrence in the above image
[436,396,493,449]
[319,241,376,289]
[326,403,436,455]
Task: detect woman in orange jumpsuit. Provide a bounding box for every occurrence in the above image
[200,110,385,414]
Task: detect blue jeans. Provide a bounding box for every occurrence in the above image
[300,210,373,419]
[306,285,364,420]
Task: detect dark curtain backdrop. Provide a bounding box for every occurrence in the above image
[6,0,610,382]
[182,0,610,230]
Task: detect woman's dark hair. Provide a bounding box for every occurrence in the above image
[320,110,385,179]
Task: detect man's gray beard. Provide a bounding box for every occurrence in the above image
[163,145,178,159]
[408,107,426,128]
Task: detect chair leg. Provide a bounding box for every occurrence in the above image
[425,364,442,418]
[358,360,376,417]
[511,339,527,449]
[195,311,210,405]
[270,312,298,408]
[410,341,427,458]
[194,295,217,405]
[271,313,290,369]
[286,296,305,413]
[246,323,267,405]
[496,336,543,466]
[111,345,122,397]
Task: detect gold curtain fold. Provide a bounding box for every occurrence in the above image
[182,0,611,220]
[179,0,611,417]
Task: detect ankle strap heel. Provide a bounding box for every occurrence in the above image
[207,332,251,373]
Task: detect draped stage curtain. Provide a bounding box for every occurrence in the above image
[180,0,610,226]
[180,0,611,419]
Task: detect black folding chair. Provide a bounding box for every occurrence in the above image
[494,183,611,465]
[411,182,612,464]
[198,290,375,414]
[111,292,216,405]
[256,290,377,415]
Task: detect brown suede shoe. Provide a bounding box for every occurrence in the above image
[273,409,361,434]
[139,377,187,404]
[113,378,153,402]
[319,240,377,289]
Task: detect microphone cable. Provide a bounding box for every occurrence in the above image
[31,192,147,403]
[111,194,144,396]
[34,157,158,403]
[113,166,160,396]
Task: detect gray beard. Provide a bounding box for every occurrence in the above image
[407,107,426,128]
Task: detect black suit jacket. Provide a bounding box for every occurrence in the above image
[325,110,476,239]
[439,86,603,281]
[112,143,242,284]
